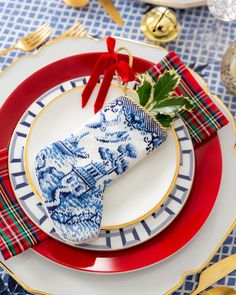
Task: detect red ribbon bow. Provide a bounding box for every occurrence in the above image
[82,37,135,113]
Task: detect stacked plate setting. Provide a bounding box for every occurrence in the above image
[0,38,235,294]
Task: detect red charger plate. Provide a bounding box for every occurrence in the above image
[0,53,222,273]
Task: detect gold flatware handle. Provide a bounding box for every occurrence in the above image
[203,287,236,295]
[63,0,89,7]
[98,0,124,26]
[191,254,236,295]
[0,45,16,57]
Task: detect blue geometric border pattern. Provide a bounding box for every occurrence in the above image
[0,0,235,292]
[8,76,194,251]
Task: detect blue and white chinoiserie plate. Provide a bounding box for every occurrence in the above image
[8,77,195,251]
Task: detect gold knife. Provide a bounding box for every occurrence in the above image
[191,254,236,295]
[98,0,124,26]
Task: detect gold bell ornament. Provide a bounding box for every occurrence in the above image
[141,7,180,43]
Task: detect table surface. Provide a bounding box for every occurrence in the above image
[0,0,235,294]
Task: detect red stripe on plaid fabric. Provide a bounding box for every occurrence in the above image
[147,51,229,145]
[0,148,48,260]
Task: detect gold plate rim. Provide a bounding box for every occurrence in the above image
[23,83,180,230]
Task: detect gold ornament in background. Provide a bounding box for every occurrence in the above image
[221,41,236,96]
[141,7,180,43]
[63,0,89,7]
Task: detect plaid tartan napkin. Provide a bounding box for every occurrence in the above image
[0,148,47,260]
[147,51,229,145]
[0,52,229,259]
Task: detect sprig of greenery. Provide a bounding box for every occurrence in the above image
[136,70,194,128]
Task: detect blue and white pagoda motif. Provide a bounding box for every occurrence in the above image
[35,96,167,244]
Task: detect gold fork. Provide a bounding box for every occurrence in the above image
[0,23,53,57]
[57,21,88,39]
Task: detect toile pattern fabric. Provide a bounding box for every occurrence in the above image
[34,96,167,243]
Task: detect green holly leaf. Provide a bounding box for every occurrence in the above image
[151,96,194,117]
[136,80,152,106]
[135,70,194,129]
[155,114,173,128]
[153,71,180,103]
